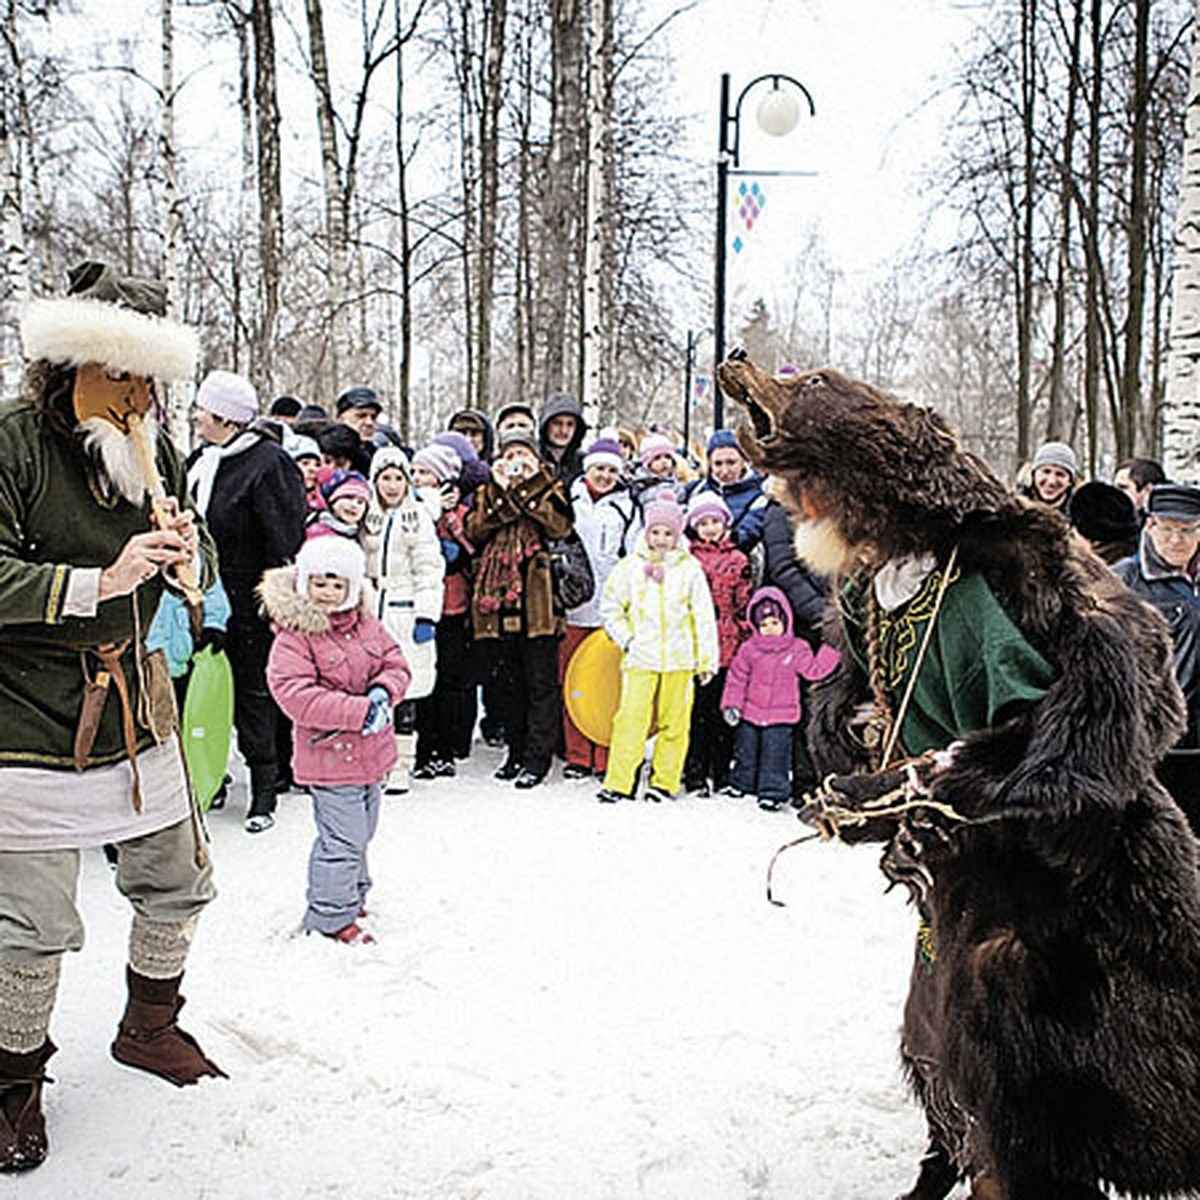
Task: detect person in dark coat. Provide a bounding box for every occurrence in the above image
[448,407,495,463]
[335,385,382,468]
[1113,482,1200,753]
[759,497,831,795]
[682,429,769,553]
[538,392,588,485]
[1067,481,1139,564]
[189,371,307,832]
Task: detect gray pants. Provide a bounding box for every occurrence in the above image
[305,784,381,935]
[0,818,215,1051]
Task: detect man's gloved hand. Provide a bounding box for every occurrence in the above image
[722,706,741,726]
[413,618,437,645]
[194,627,226,655]
[362,685,393,735]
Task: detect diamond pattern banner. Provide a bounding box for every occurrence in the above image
[731,180,766,254]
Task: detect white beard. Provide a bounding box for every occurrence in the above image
[792,514,858,576]
[79,414,157,506]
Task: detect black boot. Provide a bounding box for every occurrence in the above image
[0,1040,55,1172]
[111,969,226,1087]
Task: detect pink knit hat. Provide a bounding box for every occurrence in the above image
[639,433,676,469]
[412,443,462,484]
[686,492,731,530]
[643,496,684,541]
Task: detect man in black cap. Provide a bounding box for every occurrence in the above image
[1114,482,1200,757]
[335,385,382,465]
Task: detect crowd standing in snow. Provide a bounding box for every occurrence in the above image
[1,261,1199,1181]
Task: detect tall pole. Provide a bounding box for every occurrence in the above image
[713,73,731,430]
[683,329,696,451]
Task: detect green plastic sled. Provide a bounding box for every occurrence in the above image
[182,646,234,811]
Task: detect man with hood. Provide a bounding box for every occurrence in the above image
[0,263,225,1173]
[448,408,494,464]
[538,392,588,485]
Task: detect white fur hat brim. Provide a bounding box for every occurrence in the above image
[20,297,199,382]
[295,534,367,611]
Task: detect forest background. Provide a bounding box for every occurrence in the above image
[1,0,1196,478]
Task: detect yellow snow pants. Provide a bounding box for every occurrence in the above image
[602,669,695,796]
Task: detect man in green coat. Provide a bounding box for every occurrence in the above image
[0,263,224,1174]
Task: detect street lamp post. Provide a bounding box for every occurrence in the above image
[683,327,712,455]
[713,72,815,428]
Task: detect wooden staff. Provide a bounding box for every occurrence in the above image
[126,411,205,613]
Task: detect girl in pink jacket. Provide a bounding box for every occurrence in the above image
[721,586,840,811]
[262,537,410,944]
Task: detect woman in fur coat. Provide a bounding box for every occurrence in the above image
[364,447,445,793]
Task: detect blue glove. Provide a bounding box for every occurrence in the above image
[439,538,461,565]
[722,707,741,727]
[362,685,392,735]
[413,618,437,645]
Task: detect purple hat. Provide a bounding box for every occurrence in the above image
[686,492,731,530]
[432,430,479,463]
[584,437,624,473]
[639,433,676,469]
[412,443,462,484]
[750,595,787,627]
[643,496,684,541]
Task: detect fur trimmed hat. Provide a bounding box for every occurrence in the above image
[295,535,366,611]
[686,491,732,531]
[412,443,462,484]
[584,437,624,473]
[319,467,371,508]
[639,433,676,469]
[20,261,198,382]
[1032,441,1078,479]
[643,496,684,541]
[196,370,257,425]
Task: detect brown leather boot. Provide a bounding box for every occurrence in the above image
[0,1040,55,1172]
[111,969,226,1086]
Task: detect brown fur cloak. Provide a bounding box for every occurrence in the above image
[718,357,1200,1200]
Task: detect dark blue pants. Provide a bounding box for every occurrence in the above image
[730,722,793,802]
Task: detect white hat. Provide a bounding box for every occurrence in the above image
[295,535,366,611]
[196,370,257,425]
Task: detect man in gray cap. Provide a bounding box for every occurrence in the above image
[1114,482,1200,753]
[1022,440,1078,510]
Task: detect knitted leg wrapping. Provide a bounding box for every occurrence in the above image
[0,960,60,1055]
[128,915,197,981]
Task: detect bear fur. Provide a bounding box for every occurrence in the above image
[718,357,1200,1200]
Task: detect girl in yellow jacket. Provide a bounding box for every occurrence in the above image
[597,496,719,802]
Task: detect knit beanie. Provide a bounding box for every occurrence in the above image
[295,535,366,611]
[639,433,676,469]
[1032,441,1078,478]
[1067,482,1138,545]
[196,370,257,425]
[285,433,321,464]
[497,426,540,457]
[584,437,624,473]
[686,491,732,531]
[432,430,479,464]
[643,496,684,542]
[749,594,787,628]
[319,467,371,509]
[412,443,462,484]
[706,428,743,457]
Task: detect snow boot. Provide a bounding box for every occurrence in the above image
[0,1040,55,1172]
[387,731,415,794]
[111,969,226,1086]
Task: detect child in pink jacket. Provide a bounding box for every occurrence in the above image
[262,536,410,944]
[721,586,840,811]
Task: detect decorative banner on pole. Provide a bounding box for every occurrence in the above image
[731,180,766,254]
[692,375,710,408]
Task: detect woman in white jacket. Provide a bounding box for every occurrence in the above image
[597,495,718,803]
[560,438,639,779]
[365,446,445,792]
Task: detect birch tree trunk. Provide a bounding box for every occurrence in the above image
[1164,0,1200,483]
[1,0,29,398]
[580,0,609,429]
[1016,0,1037,462]
[394,0,413,439]
[305,0,350,389]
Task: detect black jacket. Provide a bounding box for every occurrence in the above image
[760,500,829,645]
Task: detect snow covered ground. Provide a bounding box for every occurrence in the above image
[3,745,944,1200]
